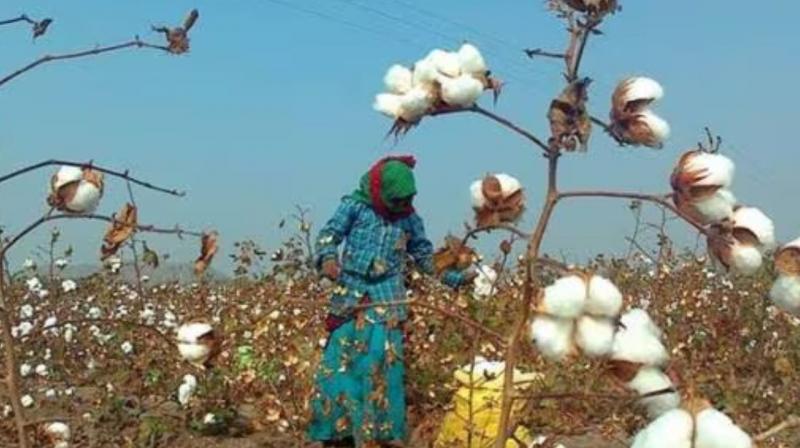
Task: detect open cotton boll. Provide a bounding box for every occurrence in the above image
[176,323,214,365]
[640,110,671,144]
[51,166,83,191]
[769,275,800,315]
[427,49,461,78]
[575,316,615,357]
[627,367,681,418]
[694,408,753,448]
[383,64,413,94]
[613,311,668,366]
[373,93,402,119]
[540,275,587,318]
[412,58,438,88]
[472,265,498,300]
[470,179,487,208]
[621,77,664,106]
[619,308,663,338]
[65,181,102,213]
[457,43,487,75]
[439,74,484,108]
[729,244,763,275]
[398,88,433,122]
[631,409,694,448]
[684,152,735,188]
[530,315,575,361]
[693,189,736,224]
[733,207,776,249]
[494,173,522,197]
[585,275,623,317]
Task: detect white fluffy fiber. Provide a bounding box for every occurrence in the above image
[68,182,102,213]
[427,49,462,78]
[383,64,413,94]
[52,166,83,190]
[373,93,402,118]
[733,206,776,249]
[585,275,623,317]
[631,409,694,448]
[472,265,498,300]
[692,189,736,224]
[494,173,522,197]
[622,77,664,105]
[398,88,434,122]
[177,323,213,364]
[440,74,484,107]
[412,57,438,87]
[457,43,487,76]
[178,374,198,406]
[627,367,681,418]
[530,315,574,362]
[612,309,668,366]
[177,323,213,342]
[769,275,800,315]
[684,152,735,188]
[574,315,615,357]
[694,408,753,448]
[470,179,487,208]
[639,110,671,144]
[541,275,587,319]
[729,244,763,275]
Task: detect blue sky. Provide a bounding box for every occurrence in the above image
[1,1,799,270]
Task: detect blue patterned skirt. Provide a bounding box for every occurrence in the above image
[307,318,407,445]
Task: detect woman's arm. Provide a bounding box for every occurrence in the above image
[315,198,357,271]
[406,214,469,288]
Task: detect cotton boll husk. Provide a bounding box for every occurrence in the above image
[457,43,487,76]
[640,110,671,144]
[530,315,575,362]
[65,181,102,213]
[494,173,522,197]
[398,88,433,122]
[575,316,615,357]
[694,408,753,448]
[439,74,484,107]
[619,308,663,338]
[769,275,800,315]
[51,166,83,191]
[627,367,681,418]
[733,207,776,249]
[729,244,763,275]
[622,77,664,106]
[470,180,487,208]
[383,64,413,94]
[692,189,736,224]
[540,275,587,318]
[684,152,735,188]
[412,58,438,88]
[585,275,623,317]
[373,93,402,118]
[631,409,694,448]
[427,49,461,77]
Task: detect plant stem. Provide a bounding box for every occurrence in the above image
[0,257,30,448]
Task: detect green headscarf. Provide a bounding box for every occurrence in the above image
[351,156,417,219]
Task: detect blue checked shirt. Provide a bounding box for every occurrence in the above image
[316,197,465,322]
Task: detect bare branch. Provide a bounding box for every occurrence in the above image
[0,159,185,197]
[590,115,626,145]
[461,224,532,245]
[431,105,550,152]
[0,15,35,27]
[524,48,566,60]
[0,38,169,89]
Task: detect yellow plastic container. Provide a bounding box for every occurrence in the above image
[434,360,540,448]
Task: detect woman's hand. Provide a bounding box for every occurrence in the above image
[321,259,341,280]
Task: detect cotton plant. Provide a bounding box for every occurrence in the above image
[769,237,800,315]
[671,150,737,224]
[374,43,502,135]
[609,77,670,148]
[470,173,525,228]
[530,273,623,361]
[631,398,753,448]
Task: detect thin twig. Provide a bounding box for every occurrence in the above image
[0,38,170,89]
[755,415,800,442]
[0,15,35,27]
[461,224,531,245]
[431,105,550,152]
[523,48,566,60]
[0,159,185,196]
[590,115,625,145]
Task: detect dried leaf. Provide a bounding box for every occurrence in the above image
[775,246,800,277]
[100,203,138,260]
[142,242,160,269]
[194,231,219,276]
[548,78,592,152]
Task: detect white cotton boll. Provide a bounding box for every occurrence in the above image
[623,77,664,105]
[45,422,71,442]
[472,265,498,300]
[613,310,668,366]
[730,244,763,275]
[23,259,36,270]
[88,307,102,319]
[575,316,615,357]
[45,389,57,399]
[20,364,32,378]
[693,189,736,224]
[694,408,753,448]
[530,315,575,361]
[121,341,134,355]
[685,153,735,188]
[769,275,800,315]
[26,277,42,292]
[178,378,196,407]
[631,409,694,448]
[585,275,623,317]
[52,166,83,190]
[61,279,77,293]
[457,43,487,76]
[65,181,102,214]
[20,395,34,408]
[182,374,198,389]
[627,367,681,418]
[20,304,34,319]
[427,49,461,77]
[733,207,775,250]
[177,323,213,364]
[398,88,433,122]
[36,364,49,377]
[439,74,484,108]
[55,258,69,269]
[620,309,663,338]
[412,57,438,88]
[470,179,487,208]
[493,173,522,197]
[641,110,671,144]
[540,275,587,318]
[383,64,413,94]
[373,93,402,119]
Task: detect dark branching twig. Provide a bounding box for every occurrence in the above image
[524,48,567,60]
[0,15,52,39]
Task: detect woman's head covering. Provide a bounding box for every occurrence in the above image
[351,155,417,220]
